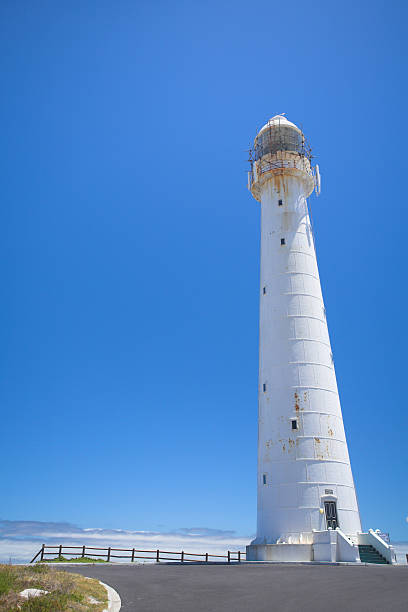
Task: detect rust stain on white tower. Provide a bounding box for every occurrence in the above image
[246,115,365,562]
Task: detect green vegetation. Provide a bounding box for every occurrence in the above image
[42,556,107,564]
[0,563,108,612]
[0,564,17,596]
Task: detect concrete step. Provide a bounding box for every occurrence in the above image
[358,544,388,564]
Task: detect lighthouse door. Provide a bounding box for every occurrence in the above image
[324,501,339,530]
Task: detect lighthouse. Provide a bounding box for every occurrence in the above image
[245,116,395,563]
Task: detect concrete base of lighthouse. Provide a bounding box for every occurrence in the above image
[246,543,313,562]
[247,529,361,563]
[247,529,397,563]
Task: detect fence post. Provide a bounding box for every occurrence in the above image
[40,544,45,561]
[58,545,62,558]
[227,551,231,564]
[156,549,160,563]
[206,553,208,563]
[131,549,135,562]
[181,551,184,563]
[82,545,86,558]
[107,547,111,562]
[238,551,241,562]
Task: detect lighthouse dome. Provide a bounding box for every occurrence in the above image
[257,115,301,136]
[254,115,305,161]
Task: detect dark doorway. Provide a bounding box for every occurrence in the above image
[324,501,339,530]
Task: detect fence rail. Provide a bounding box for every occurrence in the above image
[30,545,246,564]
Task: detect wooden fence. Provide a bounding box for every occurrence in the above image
[30,544,246,564]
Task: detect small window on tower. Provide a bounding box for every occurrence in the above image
[281,238,286,245]
[263,474,267,485]
[291,419,298,430]
[278,199,283,206]
[263,383,266,393]
[263,287,266,295]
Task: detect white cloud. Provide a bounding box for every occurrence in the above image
[0,521,252,564]
[2,521,407,565]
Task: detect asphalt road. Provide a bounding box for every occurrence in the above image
[63,562,408,612]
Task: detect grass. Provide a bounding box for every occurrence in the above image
[0,563,108,612]
[42,556,107,564]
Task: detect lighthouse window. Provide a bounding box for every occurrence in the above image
[263,287,266,295]
[263,474,267,485]
[281,238,286,245]
[263,383,266,392]
[278,199,283,206]
[291,419,298,430]
[254,126,303,160]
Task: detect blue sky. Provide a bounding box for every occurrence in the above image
[1,0,407,544]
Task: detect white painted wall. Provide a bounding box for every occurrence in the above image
[336,528,361,562]
[250,118,362,546]
[248,543,313,562]
[312,529,360,562]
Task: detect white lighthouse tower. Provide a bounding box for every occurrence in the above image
[245,116,395,563]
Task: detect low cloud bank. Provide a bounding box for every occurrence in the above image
[1,521,407,564]
[0,520,251,563]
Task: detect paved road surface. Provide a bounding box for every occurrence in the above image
[64,563,408,612]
